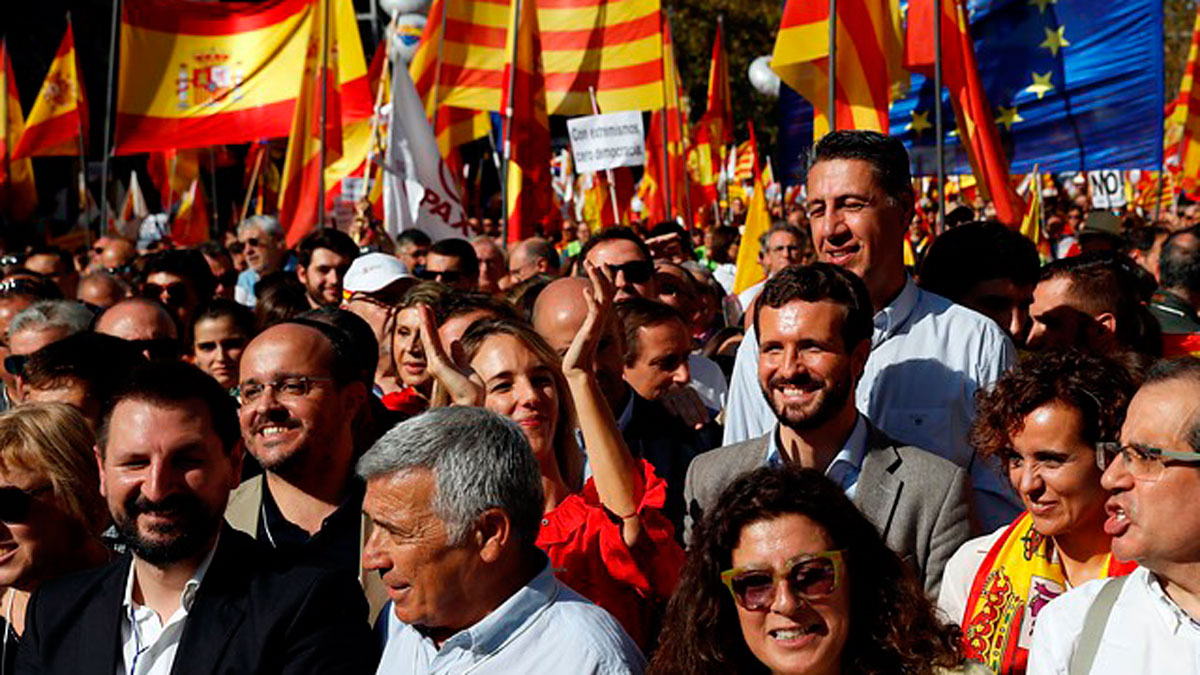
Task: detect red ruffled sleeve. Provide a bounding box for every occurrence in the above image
[379,388,428,416]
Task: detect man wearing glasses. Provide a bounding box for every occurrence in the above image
[226,319,389,620]
[234,215,292,308]
[1029,357,1200,674]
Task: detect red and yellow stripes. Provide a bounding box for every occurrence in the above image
[905,0,1024,225]
[641,14,689,224]
[13,23,88,159]
[0,40,37,220]
[115,0,369,154]
[502,0,553,243]
[1177,6,1200,189]
[421,0,663,116]
[409,0,491,159]
[772,0,901,136]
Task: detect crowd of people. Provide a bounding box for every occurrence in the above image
[0,129,1196,673]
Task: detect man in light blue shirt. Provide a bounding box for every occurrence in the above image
[685,263,972,596]
[360,407,645,675]
[723,130,1019,531]
[234,215,294,307]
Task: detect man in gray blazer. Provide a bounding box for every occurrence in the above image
[684,264,973,596]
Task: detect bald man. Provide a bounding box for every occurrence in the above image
[508,237,561,288]
[532,277,627,411]
[76,272,129,310]
[94,238,136,274]
[94,298,181,360]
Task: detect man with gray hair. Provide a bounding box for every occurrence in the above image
[235,215,292,307]
[363,406,645,674]
[5,299,93,402]
[736,222,808,315]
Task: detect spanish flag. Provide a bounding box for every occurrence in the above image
[0,40,37,221]
[1176,6,1200,190]
[420,0,664,116]
[115,0,369,154]
[12,22,88,159]
[146,149,200,209]
[502,0,553,244]
[641,14,689,225]
[905,0,1025,226]
[278,0,353,245]
[733,124,771,294]
[173,178,210,246]
[771,0,903,135]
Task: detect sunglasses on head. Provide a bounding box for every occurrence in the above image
[721,550,845,612]
[4,354,26,377]
[607,260,653,284]
[0,485,51,523]
[414,268,461,283]
[142,282,189,307]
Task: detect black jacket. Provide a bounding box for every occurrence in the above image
[16,526,379,675]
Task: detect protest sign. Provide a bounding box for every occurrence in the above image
[567,111,646,174]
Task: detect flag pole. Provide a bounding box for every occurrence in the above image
[317,0,331,230]
[657,11,673,222]
[361,16,393,204]
[67,12,92,246]
[589,87,622,226]
[99,0,121,239]
[827,0,836,134]
[242,145,266,223]
[934,0,946,232]
[501,0,523,245]
[208,147,219,237]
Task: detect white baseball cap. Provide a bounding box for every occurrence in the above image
[343,253,412,294]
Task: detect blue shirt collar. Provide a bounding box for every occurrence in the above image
[764,414,869,492]
[438,560,559,657]
[873,276,920,347]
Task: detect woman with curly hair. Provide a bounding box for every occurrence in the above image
[937,350,1139,675]
[651,465,981,675]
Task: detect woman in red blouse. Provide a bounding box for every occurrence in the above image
[421,263,684,648]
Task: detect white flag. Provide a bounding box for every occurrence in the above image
[383,56,470,242]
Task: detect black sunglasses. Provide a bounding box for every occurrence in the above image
[414,268,462,283]
[608,260,653,284]
[228,242,245,254]
[4,354,26,377]
[0,485,50,523]
[142,282,189,307]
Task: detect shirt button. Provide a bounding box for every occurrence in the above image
[541,519,549,526]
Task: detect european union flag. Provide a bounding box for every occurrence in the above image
[777,0,1163,182]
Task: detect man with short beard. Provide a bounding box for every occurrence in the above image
[683,264,971,595]
[16,362,376,674]
[225,318,388,620]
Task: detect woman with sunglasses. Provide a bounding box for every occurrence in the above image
[937,350,1138,675]
[421,263,684,649]
[651,466,979,675]
[0,404,109,673]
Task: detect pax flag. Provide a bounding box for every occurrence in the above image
[114,0,370,154]
[12,22,88,159]
[771,0,903,135]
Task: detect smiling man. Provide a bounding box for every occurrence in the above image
[296,229,359,308]
[363,406,644,674]
[722,130,1019,531]
[1029,357,1200,674]
[685,264,970,595]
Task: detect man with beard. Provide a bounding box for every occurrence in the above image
[15,362,376,674]
[225,319,388,620]
[683,264,971,595]
[295,229,359,308]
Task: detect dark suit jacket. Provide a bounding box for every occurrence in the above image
[622,391,722,540]
[16,526,379,675]
[683,423,974,597]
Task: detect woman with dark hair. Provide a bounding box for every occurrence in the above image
[651,465,979,675]
[422,263,683,649]
[190,299,257,390]
[937,350,1138,675]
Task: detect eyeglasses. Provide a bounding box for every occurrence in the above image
[721,550,845,612]
[126,337,181,361]
[241,237,267,249]
[414,268,462,284]
[228,242,245,255]
[235,376,334,405]
[1095,442,1200,481]
[0,485,52,523]
[143,282,189,307]
[607,260,653,284]
[4,354,27,377]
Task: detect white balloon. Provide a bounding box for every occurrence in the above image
[389,14,427,64]
[379,0,429,18]
[748,56,781,97]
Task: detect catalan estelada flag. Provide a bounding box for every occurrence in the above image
[115,0,370,154]
[905,0,1025,225]
[1176,6,1200,191]
[771,0,902,135]
[0,40,37,221]
[425,0,663,116]
[12,22,88,159]
[278,0,354,244]
[502,0,553,244]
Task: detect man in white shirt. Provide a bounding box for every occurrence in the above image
[1028,358,1200,674]
[722,130,1019,530]
[16,362,376,674]
[363,406,644,674]
[735,223,808,315]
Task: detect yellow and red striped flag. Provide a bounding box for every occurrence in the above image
[502,0,553,244]
[423,0,664,116]
[173,178,210,246]
[771,0,902,135]
[0,40,37,221]
[905,0,1025,225]
[641,14,690,225]
[12,23,88,159]
[691,22,732,204]
[278,0,357,245]
[1176,6,1200,189]
[146,148,200,210]
[115,0,370,154]
[734,140,755,183]
[734,125,771,294]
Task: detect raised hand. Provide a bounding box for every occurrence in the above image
[416,303,483,407]
[562,261,616,379]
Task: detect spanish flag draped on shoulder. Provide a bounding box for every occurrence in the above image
[1,41,37,221]
[12,22,88,159]
[114,0,370,154]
